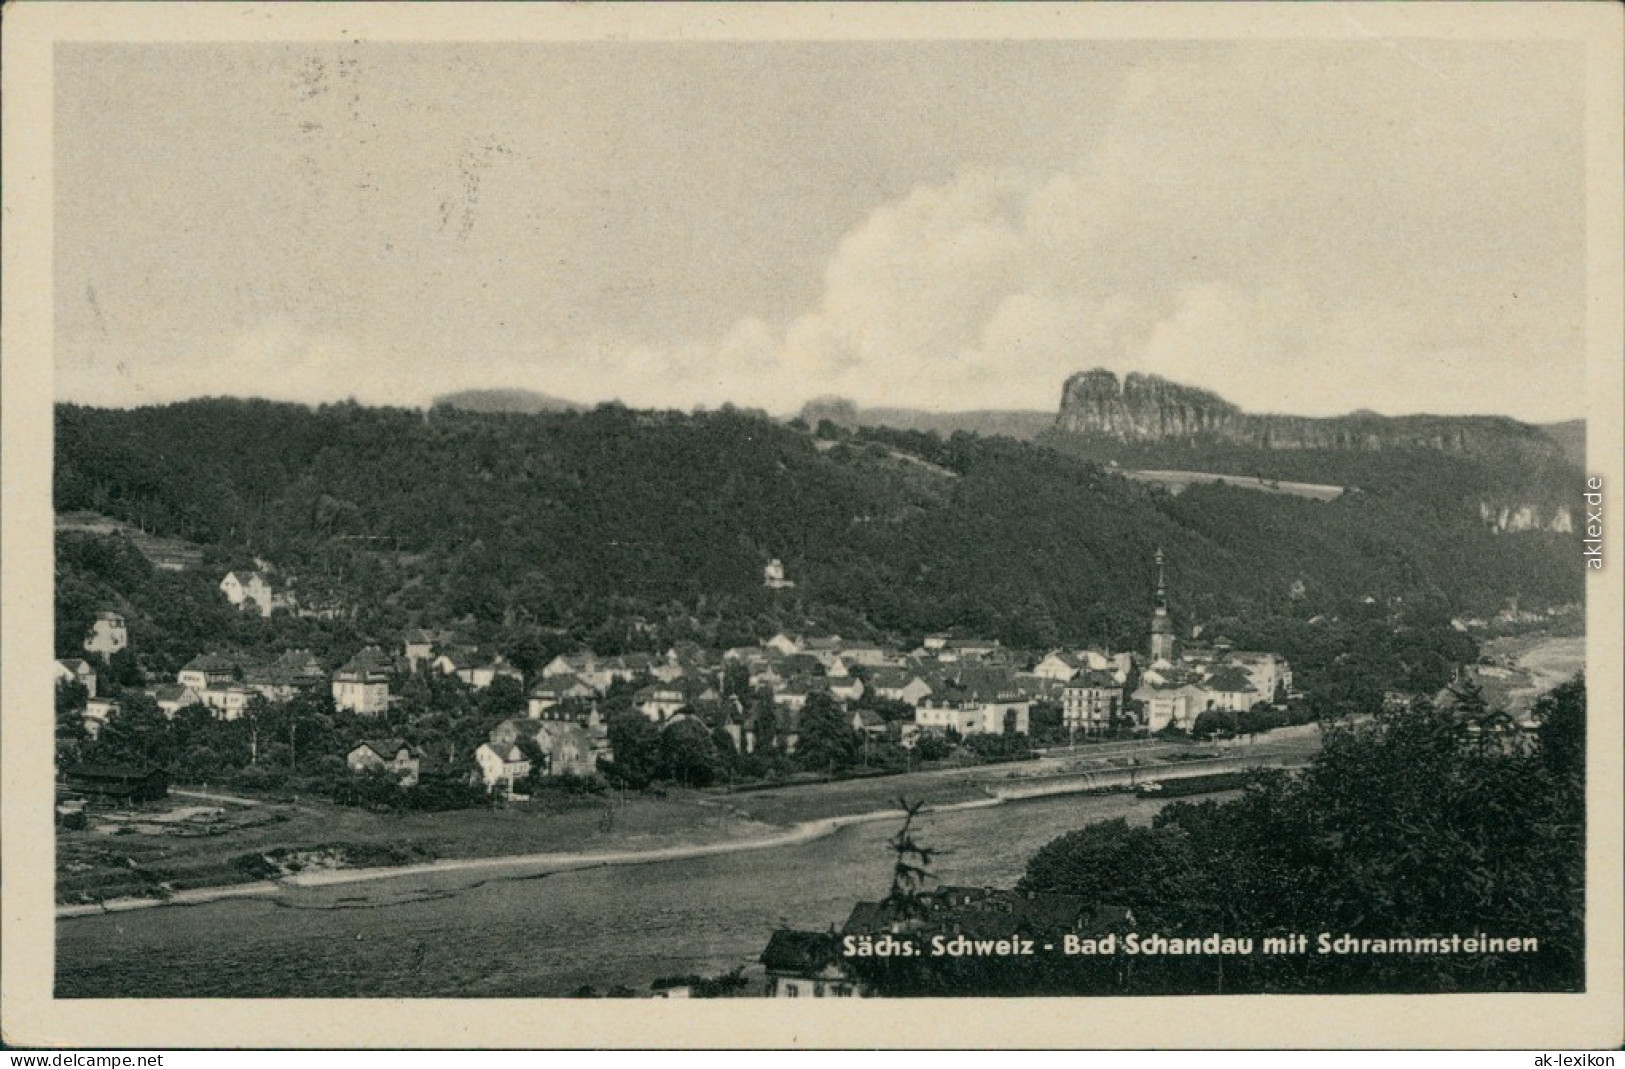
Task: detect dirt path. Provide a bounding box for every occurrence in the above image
[170,788,266,807]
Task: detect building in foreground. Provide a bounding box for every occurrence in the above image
[760,931,861,998]
[346,739,422,786]
[62,763,169,804]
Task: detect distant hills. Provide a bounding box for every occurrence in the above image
[1539,419,1585,468]
[798,376,1584,470]
[798,397,1053,441]
[798,372,1582,536]
[433,388,584,414]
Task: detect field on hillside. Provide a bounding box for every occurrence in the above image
[56,510,205,571]
[1119,469,1346,501]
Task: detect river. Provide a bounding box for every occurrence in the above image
[56,789,1202,998]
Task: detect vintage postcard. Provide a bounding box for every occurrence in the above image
[3,1,1621,1050]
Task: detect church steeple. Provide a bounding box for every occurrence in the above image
[1149,546,1176,663]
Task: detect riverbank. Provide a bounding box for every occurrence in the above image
[60,755,1309,919]
[57,794,1007,919]
[1478,633,1585,714]
[58,732,1326,916]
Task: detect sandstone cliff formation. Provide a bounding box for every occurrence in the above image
[1054,369,1567,466]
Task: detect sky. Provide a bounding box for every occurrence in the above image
[53,38,1587,421]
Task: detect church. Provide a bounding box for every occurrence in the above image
[1130,548,1293,734]
[1147,546,1178,665]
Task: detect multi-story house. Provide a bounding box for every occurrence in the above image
[346,739,421,786]
[220,570,277,617]
[83,610,128,661]
[915,669,1030,736]
[1061,669,1124,734]
[54,658,98,698]
[332,648,392,715]
[473,741,530,797]
[178,654,239,692]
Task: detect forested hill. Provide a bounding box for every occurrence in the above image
[1044,370,1580,534]
[431,388,584,414]
[797,396,1053,442]
[55,400,1579,659]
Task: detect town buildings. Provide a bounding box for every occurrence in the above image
[83,610,128,661]
[178,653,238,691]
[763,558,795,590]
[220,570,278,617]
[332,648,392,715]
[473,740,531,797]
[61,546,1294,799]
[529,675,597,717]
[1061,669,1123,734]
[1148,547,1178,664]
[489,719,599,778]
[346,739,422,786]
[432,648,523,691]
[55,658,98,698]
[760,931,859,998]
[915,668,1031,736]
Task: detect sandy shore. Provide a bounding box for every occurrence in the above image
[57,796,1004,919]
[58,736,1324,920]
[1482,633,1585,714]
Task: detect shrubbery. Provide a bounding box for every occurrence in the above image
[331,769,493,812]
[1014,678,1587,995]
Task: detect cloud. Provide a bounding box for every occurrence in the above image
[53,43,1582,422]
[616,46,1584,419]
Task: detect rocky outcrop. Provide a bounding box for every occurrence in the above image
[1054,369,1568,465]
[1479,501,1574,535]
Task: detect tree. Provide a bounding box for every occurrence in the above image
[1191,709,1235,739]
[1235,706,1282,737]
[56,680,89,744]
[1534,676,1584,784]
[882,798,935,921]
[658,718,721,787]
[602,712,662,789]
[856,696,914,724]
[1449,673,1490,719]
[720,660,753,702]
[105,648,145,690]
[794,692,858,773]
[477,674,526,721]
[1020,817,1191,915]
[242,694,273,765]
[87,694,174,768]
[1016,680,1587,994]
[1027,700,1064,743]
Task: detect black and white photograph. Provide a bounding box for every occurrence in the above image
[4,1,1622,1050]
